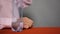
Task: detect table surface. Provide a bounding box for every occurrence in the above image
[0,27,60,34]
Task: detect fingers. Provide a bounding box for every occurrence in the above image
[24,24,29,28]
[23,17,33,29]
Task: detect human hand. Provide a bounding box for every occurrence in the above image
[23,17,33,29]
[0,17,33,29]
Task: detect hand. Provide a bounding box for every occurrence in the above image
[0,17,33,29]
[23,0,32,8]
[23,17,33,29]
[12,17,33,29]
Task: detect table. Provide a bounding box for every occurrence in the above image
[0,27,60,34]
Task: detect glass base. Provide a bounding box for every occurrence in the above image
[11,22,23,32]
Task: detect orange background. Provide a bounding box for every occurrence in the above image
[0,27,60,34]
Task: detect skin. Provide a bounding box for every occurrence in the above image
[0,0,33,29]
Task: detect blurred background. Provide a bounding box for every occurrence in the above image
[23,0,60,27]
